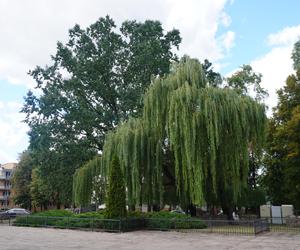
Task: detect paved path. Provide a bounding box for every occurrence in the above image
[0,226,300,250]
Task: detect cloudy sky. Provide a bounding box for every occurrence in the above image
[0,0,300,163]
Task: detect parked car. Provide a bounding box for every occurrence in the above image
[0,208,30,218]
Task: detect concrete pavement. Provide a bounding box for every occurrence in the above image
[0,226,299,249]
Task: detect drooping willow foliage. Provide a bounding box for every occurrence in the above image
[74,57,267,209]
[73,156,102,207]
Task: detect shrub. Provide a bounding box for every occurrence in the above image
[33,209,73,217]
[13,209,206,231]
[144,211,190,219]
[105,156,127,218]
[74,210,105,219]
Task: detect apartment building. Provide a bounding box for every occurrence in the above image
[0,163,17,209]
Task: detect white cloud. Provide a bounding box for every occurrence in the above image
[225,25,300,116]
[251,46,294,114]
[249,25,300,115]
[0,0,234,162]
[166,0,234,62]
[221,31,235,51]
[267,25,300,47]
[0,0,233,88]
[0,102,29,163]
[220,12,232,28]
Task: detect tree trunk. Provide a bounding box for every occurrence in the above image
[222,205,234,220]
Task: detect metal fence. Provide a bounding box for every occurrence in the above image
[5,214,300,235]
[12,216,122,232]
[0,214,13,225]
[263,217,300,233]
[144,218,259,235]
[7,215,273,235]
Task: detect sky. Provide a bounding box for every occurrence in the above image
[0,0,300,163]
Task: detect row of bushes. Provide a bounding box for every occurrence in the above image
[14,210,206,231]
[31,209,191,219]
[14,216,121,231]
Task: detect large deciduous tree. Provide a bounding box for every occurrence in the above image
[226,65,268,102]
[292,40,300,71]
[74,58,267,218]
[262,40,300,209]
[263,68,300,208]
[11,151,33,210]
[226,64,268,213]
[22,16,181,207]
[23,16,181,152]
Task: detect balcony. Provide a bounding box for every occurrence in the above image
[0,195,9,200]
[0,185,10,190]
[0,175,10,180]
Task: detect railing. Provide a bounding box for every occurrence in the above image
[13,216,121,232]
[11,216,271,235]
[253,218,269,234]
[263,217,300,233]
[0,196,9,200]
[0,186,10,189]
[0,175,10,180]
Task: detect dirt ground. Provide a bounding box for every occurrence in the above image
[0,226,299,250]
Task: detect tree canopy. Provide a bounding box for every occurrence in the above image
[21,16,181,208]
[74,57,267,215]
[11,151,33,209]
[22,16,181,152]
[292,40,300,71]
[262,40,300,209]
[262,69,300,208]
[226,65,268,102]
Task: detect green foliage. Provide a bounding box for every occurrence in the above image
[14,210,206,231]
[22,16,181,208]
[33,209,73,217]
[30,168,51,210]
[226,65,268,101]
[73,156,104,207]
[22,16,181,151]
[237,187,266,210]
[14,215,119,230]
[263,69,300,208]
[101,57,267,213]
[74,210,105,219]
[143,211,190,219]
[202,59,222,87]
[105,156,127,218]
[292,40,300,71]
[11,151,33,209]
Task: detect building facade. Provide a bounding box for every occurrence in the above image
[0,163,17,209]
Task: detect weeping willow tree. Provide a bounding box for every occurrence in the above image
[74,57,267,215]
[73,156,104,207]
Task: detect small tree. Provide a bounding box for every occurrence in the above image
[105,156,126,218]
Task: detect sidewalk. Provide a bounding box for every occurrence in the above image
[0,226,299,250]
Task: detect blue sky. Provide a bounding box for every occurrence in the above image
[0,0,300,163]
[220,0,300,74]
